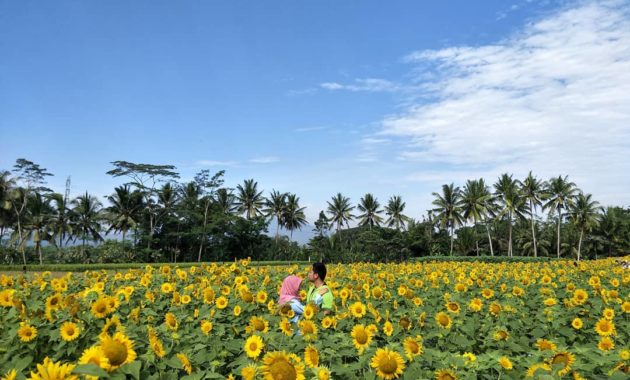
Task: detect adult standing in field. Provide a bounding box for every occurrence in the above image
[306,262,334,315]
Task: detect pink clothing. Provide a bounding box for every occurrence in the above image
[278,275,303,304]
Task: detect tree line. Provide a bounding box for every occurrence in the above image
[1,159,628,264]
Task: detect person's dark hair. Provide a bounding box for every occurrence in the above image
[312,262,327,282]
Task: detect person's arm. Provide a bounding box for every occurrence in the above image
[320,292,334,315]
[290,299,304,315]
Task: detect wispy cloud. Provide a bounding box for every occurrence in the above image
[196,160,239,167]
[249,156,280,164]
[320,78,404,92]
[376,1,630,204]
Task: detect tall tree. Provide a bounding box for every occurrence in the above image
[9,159,53,265]
[313,210,330,238]
[0,171,16,244]
[384,195,408,231]
[105,185,143,246]
[432,183,463,256]
[216,188,237,215]
[235,179,264,219]
[48,192,75,249]
[326,193,355,233]
[567,192,601,261]
[72,192,104,255]
[23,193,56,264]
[264,190,288,241]
[106,161,180,249]
[283,194,307,240]
[521,172,546,257]
[460,179,494,256]
[357,193,384,229]
[544,175,578,258]
[194,170,225,262]
[494,174,526,256]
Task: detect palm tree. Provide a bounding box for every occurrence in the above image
[432,183,463,256]
[23,193,56,264]
[72,192,104,254]
[494,174,526,256]
[0,171,16,244]
[48,192,75,249]
[384,195,408,230]
[357,193,383,229]
[236,179,264,219]
[460,179,494,256]
[521,172,546,257]
[326,193,354,233]
[283,194,307,240]
[544,175,578,258]
[567,193,601,261]
[106,185,143,246]
[216,188,237,215]
[264,190,287,240]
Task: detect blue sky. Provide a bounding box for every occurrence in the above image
[1,0,629,241]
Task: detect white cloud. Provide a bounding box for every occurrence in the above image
[249,156,280,164]
[379,1,630,205]
[321,78,404,92]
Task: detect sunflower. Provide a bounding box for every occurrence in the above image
[241,364,258,380]
[244,335,265,359]
[498,356,513,370]
[383,321,394,337]
[278,318,293,336]
[462,352,476,363]
[512,286,524,297]
[316,367,331,380]
[549,351,575,376]
[321,316,334,329]
[403,336,423,361]
[535,339,557,351]
[46,293,62,310]
[0,289,15,307]
[622,301,630,313]
[468,298,483,312]
[572,289,588,305]
[90,298,109,319]
[446,302,460,314]
[371,287,383,299]
[261,351,305,380]
[215,296,229,309]
[351,324,373,353]
[370,347,405,380]
[597,337,615,351]
[28,357,77,380]
[17,322,37,342]
[571,318,583,330]
[489,302,502,316]
[595,318,615,336]
[165,312,178,331]
[620,349,630,361]
[298,320,318,341]
[603,308,615,320]
[256,290,268,304]
[176,353,192,374]
[60,322,80,342]
[200,320,213,335]
[304,345,320,368]
[435,312,452,329]
[543,298,557,307]
[481,288,494,299]
[148,327,165,358]
[181,294,192,305]
[493,329,509,341]
[248,316,270,334]
[526,363,551,377]
[435,369,457,380]
[350,302,367,318]
[1,369,16,380]
[303,303,317,320]
[161,282,174,294]
[100,332,137,370]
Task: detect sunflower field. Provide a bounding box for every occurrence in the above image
[0,257,629,380]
